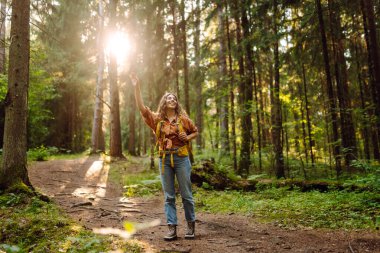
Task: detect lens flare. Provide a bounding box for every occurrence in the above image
[106,31,132,67]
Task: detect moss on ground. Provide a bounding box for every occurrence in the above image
[0,192,143,253]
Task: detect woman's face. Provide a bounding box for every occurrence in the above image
[165,94,177,110]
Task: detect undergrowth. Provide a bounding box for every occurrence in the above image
[104,155,380,230]
[26,146,88,162]
[194,187,380,230]
[107,155,162,197]
[0,192,142,253]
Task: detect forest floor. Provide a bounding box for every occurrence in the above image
[29,155,380,253]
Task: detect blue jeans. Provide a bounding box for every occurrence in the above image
[159,154,195,225]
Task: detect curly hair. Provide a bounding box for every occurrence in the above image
[156,92,187,119]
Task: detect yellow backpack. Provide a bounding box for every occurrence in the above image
[155,116,191,173]
[155,116,189,157]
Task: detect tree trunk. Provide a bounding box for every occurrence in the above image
[327,0,357,167]
[231,0,250,177]
[283,105,289,176]
[0,0,6,74]
[194,0,203,150]
[180,0,190,114]
[128,89,137,155]
[0,0,6,150]
[225,2,237,172]
[361,0,380,160]
[170,0,180,98]
[217,0,229,156]
[241,0,254,160]
[297,79,309,165]
[315,0,341,177]
[258,70,269,147]
[91,0,105,154]
[302,63,315,166]
[353,35,371,160]
[252,59,262,171]
[0,0,31,189]
[108,0,123,158]
[271,0,285,179]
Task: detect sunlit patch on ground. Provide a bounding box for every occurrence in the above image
[71,160,110,202]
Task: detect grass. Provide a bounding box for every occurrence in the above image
[102,155,380,230]
[0,192,143,253]
[46,152,89,161]
[106,155,162,197]
[194,187,380,230]
[104,154,379,230]
[21,151,380,232]
[26,146,89,162]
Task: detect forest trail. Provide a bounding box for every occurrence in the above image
[29,155,379,253]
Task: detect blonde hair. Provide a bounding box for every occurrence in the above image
[156,92,187,119]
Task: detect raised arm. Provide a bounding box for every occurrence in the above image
[129,73,145,113]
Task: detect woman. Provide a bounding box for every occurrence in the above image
[130,73,198,241]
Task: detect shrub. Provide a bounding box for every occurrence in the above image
[27,146,59,161]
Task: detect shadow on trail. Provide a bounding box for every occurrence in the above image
[29,155,147,222]
[29,155,164,251]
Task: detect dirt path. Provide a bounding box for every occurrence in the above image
[29,155,379,253]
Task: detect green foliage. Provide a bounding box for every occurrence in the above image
[48,151,90,160]
[0,192,142,252]
[123,175,162,197]
[27,146,59,161]
[0,193,24,206]
[28,43,57,148]
[194,188,380,230]
[0,73,7,99]
[107,157,162,197]
[344,160,380,192]
[0,244,23,253]
[32,0,95,152]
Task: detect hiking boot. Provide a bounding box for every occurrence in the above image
[164,224,177,241]
[184,221,195,239]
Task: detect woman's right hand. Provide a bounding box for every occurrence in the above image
[129,72,139,86]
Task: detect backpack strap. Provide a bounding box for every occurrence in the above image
[155,120,165,149]
[177,116,192,157]
[155,120,167,174]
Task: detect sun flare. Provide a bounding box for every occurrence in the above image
[106,31,132,66]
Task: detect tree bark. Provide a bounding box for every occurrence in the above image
[231,0,250,177]
[271,0,285,179]
[0,0,6,150]
[361,0,380,160]
[91,0,105,153]
[217,0,229,156]
[170,0,180,98]
[194,0,203,149]
[241,0,254,160]
[0,0,32,189]
[297,79,309,165]
[315,0,341,177]
[258,70,269,147]
[225,2,238,172]
[302,63,315,166]
[108,0,123,158]
[128,89,137,155]
[327,0,357,167]
[0,0,6,74]
[353,35,371,160]
[180,0,190,114]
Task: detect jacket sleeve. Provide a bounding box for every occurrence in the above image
[182,116,198,135]
[140,106,159,131]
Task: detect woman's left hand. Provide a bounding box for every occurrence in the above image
[178,132,188,142]
[129,72,139,86]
